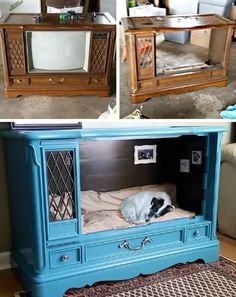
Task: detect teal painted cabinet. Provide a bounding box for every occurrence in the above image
[1,126,225,297]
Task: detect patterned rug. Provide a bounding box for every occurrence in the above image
[15,257,236,297]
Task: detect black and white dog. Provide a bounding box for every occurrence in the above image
[120,191,175,224]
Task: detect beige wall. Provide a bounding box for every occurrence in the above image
[0,122,234,253]
[222,123,233,144]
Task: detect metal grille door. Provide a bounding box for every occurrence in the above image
[46,151,76,222]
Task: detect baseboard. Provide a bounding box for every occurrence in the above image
[220,255,236,264]
[0,251,11,270]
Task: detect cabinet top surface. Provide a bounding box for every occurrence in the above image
[0,12,116,28]
[0,126,226,140]
[123,14,235,32]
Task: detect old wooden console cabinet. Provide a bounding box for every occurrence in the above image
[1,125,225,297]
[0,13,116,98]
[123,14,235,103]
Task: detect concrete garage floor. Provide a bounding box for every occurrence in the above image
[120,41,236,119]
[0,53,116,119]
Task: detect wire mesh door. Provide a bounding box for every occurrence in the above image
[46,150,76,222]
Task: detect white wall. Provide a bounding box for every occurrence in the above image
[168,0,199,14]
[100,0,116,19]
[118,0,128,20]
[0,0,41,15]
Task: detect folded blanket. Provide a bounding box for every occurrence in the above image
[82,208,195,233]
[81,183,177,213]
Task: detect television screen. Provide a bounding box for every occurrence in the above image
[26,31,91,73]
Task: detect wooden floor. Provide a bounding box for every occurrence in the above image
[218,233,236,262]
[0,233,235,297]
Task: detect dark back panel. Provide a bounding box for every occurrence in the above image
[79,139,171,192]
[174,136,206,214]
[79,136,206,214]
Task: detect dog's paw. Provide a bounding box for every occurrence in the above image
[167,205,175,212]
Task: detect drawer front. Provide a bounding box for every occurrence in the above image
[49,247,81,269]
[10,77,28,87]
[187,224,210,242]
[159,71,210,87]
[90,77,105,85]
[29,77,89,86]
[139,79,156,90]
[85,229,183,262]
[210,69,226,78]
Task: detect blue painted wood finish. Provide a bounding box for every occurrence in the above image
[1,126,226,297]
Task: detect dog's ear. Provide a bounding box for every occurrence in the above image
[157,198,164,207]
[151,197,157,205]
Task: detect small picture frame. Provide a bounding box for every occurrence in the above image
[180,159,190,173]
[134,145,157,165]
[192,151,202,165]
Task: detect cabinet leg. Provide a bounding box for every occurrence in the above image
[4,89,21,98]
[98,89,111,97]
[130,95,151,104]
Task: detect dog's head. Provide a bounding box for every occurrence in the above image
[146,197,164,222]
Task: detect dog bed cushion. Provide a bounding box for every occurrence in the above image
[81,183,195,233]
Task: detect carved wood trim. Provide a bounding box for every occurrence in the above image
[126,33,138,94]
[0,30,10,87]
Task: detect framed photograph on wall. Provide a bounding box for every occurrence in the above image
[134,145,157,165]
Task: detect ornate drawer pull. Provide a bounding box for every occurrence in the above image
[195,230,201,237]
[61,255,69,262]
[48,78,65,85]
[119,237,152,251]
[16,79,23,84]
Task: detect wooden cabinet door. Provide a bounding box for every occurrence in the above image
[42,144,81,241]
[89,31,110,73]
[136,34,156,80]
[5,30,26,75]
